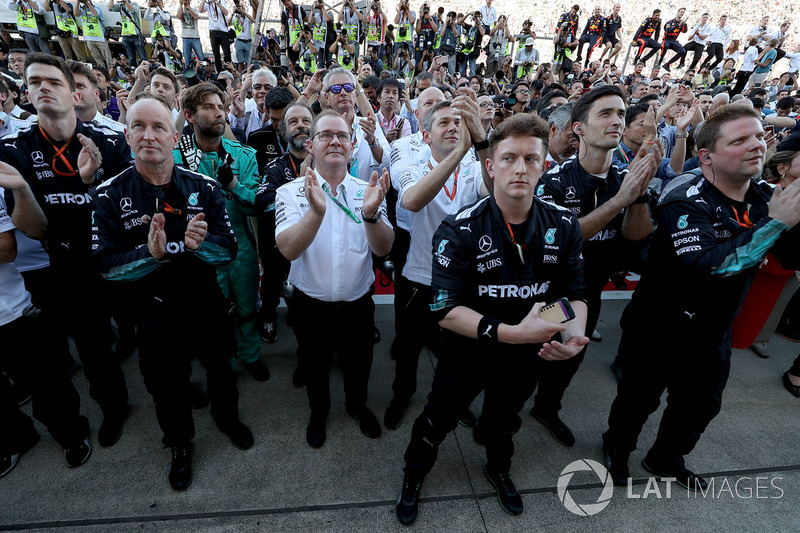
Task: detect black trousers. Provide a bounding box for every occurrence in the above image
[291,289,375,414]
[257,214,291,322]
[604,314,731,468]
[635,37,660,63]
[50,263,129,419]
[700,42,724,70]
[390,278,442,402]
[532,276,604,415]
[136,290,240,447]
[660,39,686,66]
[789,355,800,376]
[209,29,232,71]
[0,315,88,456]
[683,41,705,70]
[403,343,541,477]
[577,34,602,61]
[730,69,754,96]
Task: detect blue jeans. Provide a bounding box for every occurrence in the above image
[183,37,205,64]
[234,39,251,64]
[122,35,147,66]
[457,54,476,77]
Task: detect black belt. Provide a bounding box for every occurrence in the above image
[238,38,251,42]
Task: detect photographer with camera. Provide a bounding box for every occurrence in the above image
[74,0,113,70]
[177,0,204,65]
[456,11,484,77]
[281,0,307,73]
[366,0,387,62]
[151,32,184,72]
[338,0,362,60]
[393,0,414,55]
[485,13,512,79]
[9,0,50,54]
[145,0,176,48]
[514,36,539,80]
[435,10,459,75]
[393,41,414,78]
[413,2,436,66]
[107,0,147,66]
[330,26,355,67]
[307,0,333,70]
[553,22,577,81]
[293,25,319,73]
[200,0,231,71]
[228,0,255,70]
[46,0,85,60]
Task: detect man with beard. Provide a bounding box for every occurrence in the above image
[255,103,313,350]
[173,82,267,381]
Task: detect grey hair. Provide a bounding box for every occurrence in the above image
[712,92,730,106]
[422,101,452,133]
[548,103,573,132]
[252,67,277,87]
[322,67,357,92]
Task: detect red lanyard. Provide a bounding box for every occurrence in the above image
[39,128,77,177]
[505,221,526,263]
[731,204,753,228]
[288,154,299,177]
[428,161,459,201]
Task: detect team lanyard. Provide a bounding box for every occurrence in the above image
[39,128,78,177]
[505,221,526,263]
[428,161,459,201]
[730,204,754,228]
[321,181,362,223]
[615,145,631,165]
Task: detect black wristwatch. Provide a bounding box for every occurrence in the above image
[363,210,382,223]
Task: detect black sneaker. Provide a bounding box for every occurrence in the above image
[602,438,630,486]
[259,319,278,344]
[530,409,576,447]
[782,372,800,398]
[98,404,131,447]
[169,445,193,490]
[396,474,424,525]
[347,405,381,439]
[662,64,671,73]
[0,432,40,478]
[484,465,523,515]
[217,420,254,450]
[641,456,708,491]
[384,397,409,430]
[243,360,270,382]
[457,407,476,428]
[64,438,92,468]
[190,383,209,410]
[306,411,327,448]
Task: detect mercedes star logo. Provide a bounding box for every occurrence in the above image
[120,197,133,211]
[479,235,492,252]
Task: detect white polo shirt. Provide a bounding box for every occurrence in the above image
[350,117,391,185]
[92,111,126,133]
[690,23,711,45]
[0,189,32,327]
[275,169,392,302]
[203,0,229,32]
[398,156,483,286]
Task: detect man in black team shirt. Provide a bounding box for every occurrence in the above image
[660,8,688,73]
[575,5,605,68]
[633,9,662,66]
[395,113,590,525]
[531,85,658,447]
[603,105,800,492]
[0,53,132,448]
[599,3,622,63]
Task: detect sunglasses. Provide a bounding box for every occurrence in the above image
[328,83,355,94]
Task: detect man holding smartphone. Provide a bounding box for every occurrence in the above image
[376,79,410,145]
[396,113,589,525]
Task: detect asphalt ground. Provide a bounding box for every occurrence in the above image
[1,298,799,532]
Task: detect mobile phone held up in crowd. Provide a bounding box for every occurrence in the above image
[765,125,775,136]
[539,297,576,324]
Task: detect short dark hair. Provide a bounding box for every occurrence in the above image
[150,67,180,93]
[67,60,96,88]
[264,86,294,110]
[8,48,31,57]
[362,75,382,92]
[777,97,796,111]
[535,89,568,114]
[93,65,110,83]
[571,84,624,126]
[378,78,403,97]
[638,93,660,105]
[652,8,660,15]
[24,53,75,91]
[625,104,649,127]
[416,72,434,84]
[749,97,765,110]
[489,113,549,158]
[695,105,761,152]
[749,88,768,99]
[181,82,227,116]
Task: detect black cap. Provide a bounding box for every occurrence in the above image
[776,133,800,153]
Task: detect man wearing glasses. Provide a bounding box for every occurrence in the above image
[93,93,252,490]
[275,109,394,448]
[509,82,530,114]
[0,54,132,450]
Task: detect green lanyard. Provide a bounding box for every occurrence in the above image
[321,182,362,224]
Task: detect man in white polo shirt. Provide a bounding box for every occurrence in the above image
[384,95,490,430]
[275,110,394,449]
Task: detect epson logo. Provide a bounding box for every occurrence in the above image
[478,282,551,298]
